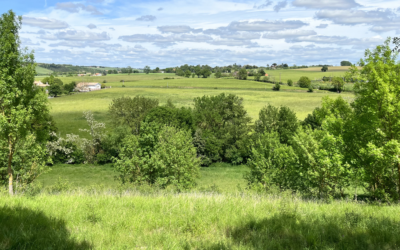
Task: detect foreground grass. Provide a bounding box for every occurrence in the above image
[35,163,248,192]
[1,190,400,249]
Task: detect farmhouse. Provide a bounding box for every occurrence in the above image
[93,73,102,76]
[76,82,101,92]
[34,81,49,87]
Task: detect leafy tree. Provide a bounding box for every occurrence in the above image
[215,71,222,78]
[340,61,352,66]
[255,104,299,144]
[298,76,311,88]
[144,106,195,133]
[254,73,261,81]
[143,66,151,74]
[63,81,76,94]
[48,83,63,97]
[114,126,200,190]
[194,65,202,78]
[321,65,328,72]
[0,11,51,194]
[201,69,211,78]
[273,82,280,91]
[102,70,107,76]
[108,96,159,134]
[345,39,400,200]
[155,67,160,73]
[238,68,247,80]
[258,68,266,75]
[331,76,344,92]
[184,70,191,78]
[287,79,293,86]
[193,93,251,165]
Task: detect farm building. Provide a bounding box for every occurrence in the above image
[93,73,102,76]
[76,82,101,92]
[34,81,49,87]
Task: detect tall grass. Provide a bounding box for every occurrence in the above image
[1,189,399,249]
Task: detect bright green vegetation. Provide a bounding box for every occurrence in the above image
[249,68,346,83]
[36,73,183,83]
[35,65,53,75]
[2,191,400,249]
[36,163,249,192]
[50,87,353,137]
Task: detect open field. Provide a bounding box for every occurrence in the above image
[293,66,362,72]
[49,86,353,137]
[2,191,400,249]
[253,69,347,83]
[36,163,248,192]
[35,65,53,75]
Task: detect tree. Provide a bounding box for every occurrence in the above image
[0,11,51,195]
[193,93,251,165]
[215,71,222,78]
[255,104,299,144]
[114,126,200,190]
[64,81,76,94]
[331,76,344,92]
[143,66,151,74]
[194,65,202,78]
[298,76,311,88]
[273,82,280,91]
[340,61,352,66]
[258,68,266,75]
[238,68,247,80]
[201,68,211,78]
[287,79,293,86]
[48,84,62,97]
[108,96,159,134]
[184,70,191,78]
[321,65,328,72]
[102,70,107,76]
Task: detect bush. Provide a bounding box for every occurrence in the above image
[215,71,222,78]
[273,83,280,91]
[287,79,293,86]
[101,83,106,89]
[298,76,311,88]
[114,126,200,190]
[308,86,314,92]
[103,80,107,83]
[331,76,345,92]
[238,68,247,80]
[122,85,125,87]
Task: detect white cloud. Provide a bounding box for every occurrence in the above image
[263,30,317,39]
[157,25,202,34]
[136,15,156,21]
[22,16,69,29]
[227,20,308,32]
[254,0,273,9]
[315,9,390,25]
[87,24,97,29]
[292,0,361,9]
[55,2,103,15]
[316,24,328,29]
[41,30,111,41]
[273,0,288,12]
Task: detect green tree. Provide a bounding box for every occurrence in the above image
[48,84,62,97]
[255,104,299,144]
[287,79,293,86]
[63,81,76,94]
[298,76,311,88]
[184,70,191,78]
[201,68,211,78]
[273,82,280,91]
[321,65,328,72]
[194,65,202,78]
[215,71,222,78]
[108,96,159,134]
[238,68,247,80]
[193,93,251,165]
[331,76,344,92]
[0,11,51,194]
[143,66,151,74]
[114,126,200,190]
[340,61,352,66]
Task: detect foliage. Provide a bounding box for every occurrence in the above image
[79,111,106,164]
[341,61,352,66]
[108,96,159,134]
[114,126,200,190]
[287,79,293,86]
[321,66,328,72]
[63,81,76,94]
[193,93,251,165]
[273,82,280,91]
[215,71,222,78]
[143,106,195,133]
[238,68,247,80]
[143,66,151,74]
[331,76,345,92]
[201,69,211,78]
[0,10,51,194]
[48,83,63,97]
[255,104,299,144]
[184,70,191,78]
[47,133,84,164]
[298,76,311,88]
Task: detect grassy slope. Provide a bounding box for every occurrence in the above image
[35,65,53,75]
[2,192,400,249]
[36,163,249,192]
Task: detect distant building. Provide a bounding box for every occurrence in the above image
[265,74,269,76]
[76,82,101,92]
[93,73,102,76]
[34,81,49,87]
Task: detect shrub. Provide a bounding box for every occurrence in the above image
[331,76,345,92]
[287,79,293,86]
[238,68,247,80]
[254,73,261,81]
[101,83,106,89]
[215,71,222,78]
[273,82,280,91]
[308,86,314,92]
[298,76,311,88]
[262,76,270,82]
[122,85,125,87]
[103,80,107,83]
[114,126,200,190]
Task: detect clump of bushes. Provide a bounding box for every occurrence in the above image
[298,76,311,88]
[287,79,293,86]
[273,82,280,91]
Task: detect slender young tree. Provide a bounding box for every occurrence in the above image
[0,10,50,195]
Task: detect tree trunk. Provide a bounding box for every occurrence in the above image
[8,143,14,195]
[398,162,400,201]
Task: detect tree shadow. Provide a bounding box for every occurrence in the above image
[0,205,92,250]
[203,210,400,250]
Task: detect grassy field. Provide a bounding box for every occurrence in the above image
[293,66,362,72]
[2,190,400,249]
[36,163,248,192]
[36,65,53,75]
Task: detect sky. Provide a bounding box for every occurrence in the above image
[1,0,399,68]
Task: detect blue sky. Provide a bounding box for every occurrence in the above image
[1,0,400,68]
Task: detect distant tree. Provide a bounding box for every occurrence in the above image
[194,65,202,78]
[64,81,76,94]
[108,96,159,134]
[201,69,211,78]
[144,66,151,74]
[127,66,133,75]
[133,69,139,73]
[48,84,62,97]
[298,76,311,88]
[340,61,352,66]
[283,63,288,68]
[215,71,222,78]
[155,67,160,73]
[287,79,293,86]
[184,70,191,78]
[102,70,107,76]
[273,82,280,91]
[331,76,345,92]
[254,73,261,81]
[258,68,266,75]
[238,68,247,80]
[321,65,328,72]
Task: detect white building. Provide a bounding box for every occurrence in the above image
[76,82,102,92]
